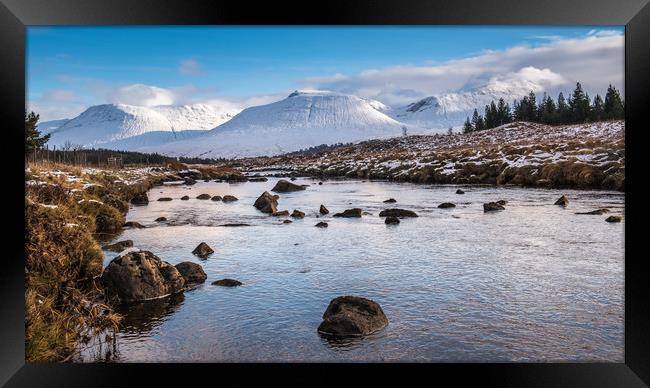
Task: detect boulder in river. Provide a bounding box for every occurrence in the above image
[496,200,507,206]
[438,203,456,209]
[272,210,290,217]
[283,219,293,224]
[315,222,328,228]
[385,216,400,225]
[271,179,307,193]
[184,177,197,186]
[318,181,323,185]
[174,261,207,285]
[456,189,465,194]
[222,195,238,202]
[123,221,146,228]
[575,208,610,215]
[383,198,397,203]
[158,197,173,202]
[212,279,242,287]
[378,209,418,218]
[291,209,305,219]
[101,250,185,303]
[333,208,363,218]
[605,215,622,223]
[181,195,190,200]
[155,217,167,222]
[196,194,211,200]
[192,242,214,258]
[554,195,569,206]
[319,204,330,215]
[317,296,388,337]
[483,202,505,212]
[130,193,149,205]
[254,191,279,213]
[211,195,222,201]
[103,240,133,252]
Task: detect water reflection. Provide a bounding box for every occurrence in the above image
[114,292,186,335]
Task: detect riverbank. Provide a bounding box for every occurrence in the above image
[230,121,625,191]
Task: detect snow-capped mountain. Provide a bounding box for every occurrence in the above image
[390,79,542,129]
[37,119,71,135]
[46,103,240,149]
[139,90,416,158]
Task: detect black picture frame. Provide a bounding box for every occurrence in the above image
[2,0,648,386]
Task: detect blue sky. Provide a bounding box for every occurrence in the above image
[27,26,624,121]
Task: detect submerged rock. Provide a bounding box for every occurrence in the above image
[212,279,242,287]
[605,215,622,223]
[283,219,293,224]
[174,262,207,285]
[317,296,388,337]
[222,195,238,202]
[383,198,397,203]
[103,240,133,252]
[315,222,328,228]
[254,191,279,214]
[192,242,214,258]
[155,217,167,222]
[385,216,400,225]
[319,204,330,215]
[483,202,505,212]
[271,179,307,193]
[378,209,418,218]
[211,195,222,201]
[438,203,456,209]
[554,195,569,206]
[196,194,211,200]
[123,221,145,228]
[291,209,305,219]
[333,208,363,218]
[575,208,610,215]
[158,197,173,202]
[101,250,185,303]
[130,193,149,205]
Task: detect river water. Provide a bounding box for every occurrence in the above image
[95,176,624,362]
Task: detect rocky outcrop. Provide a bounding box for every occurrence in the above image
[130,193,149,205]
[222,195,238,202]
[333,208,363,218]
[554,195,569,206]
[212,279,242,287]
[291,210,305,219]
[319,205,329,215]
[317,296,388,337]
[378,209,418,218]
[101,250,185,303]
[196,194,211,200]
[174,262,207,285]
[103,240,133,252]
[254,191,279,214]
[192,242,214,258]
[271,179,307,193]
[385,216,400,224]
[438,203,456,209]
[483,202,505,212]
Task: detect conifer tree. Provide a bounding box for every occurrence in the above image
[25,111,49,155]
[591,94,605,121]
[527,91,538,121]
[539,94,557,124]
[471,109,482,131]
[569,82,591,123]
[604,84,624,119]
[496,98,511,126]
[557,92,570,123]
[463,117,473,134]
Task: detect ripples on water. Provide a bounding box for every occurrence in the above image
[93,177,624,362]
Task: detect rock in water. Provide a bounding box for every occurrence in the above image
[222,195,238,202]
[248,177,268,182]
[212,279,242,287]
[192,242,214,258]
[456,189,465,194]
[317,296,388,337]
[123,221,146,228]
[605,215,622,223]
[496,200,507,206]
[554,195,569,206]
[211,195,222,201]
[483,202,505,212]
[184,178,197,186]
[283,219,293,224]
[103,240,133,252]
[378,209,418,218]
[174,262,207,285]
[333,208,363,218]
[438,203,456,209]
[271,179,307,193]
[196,194,211,200]
[130,193,149,205]
[319,204,330,215]
[272,210,290,217]
[383,198,397,203]
[181,195,190,200]
[385,216,400,225]
[254,191,279,214]
[101,250,185,303]
[155,217,167,222]
[315,222,328,228]
[291,209,305,219]
[158,197,173,202]
[575,208,610,215]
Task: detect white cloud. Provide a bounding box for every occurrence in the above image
[305,31,624,106]
[179,58,204,76]
[108,84,176,106]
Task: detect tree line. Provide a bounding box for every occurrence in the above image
[463,83,624,133]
